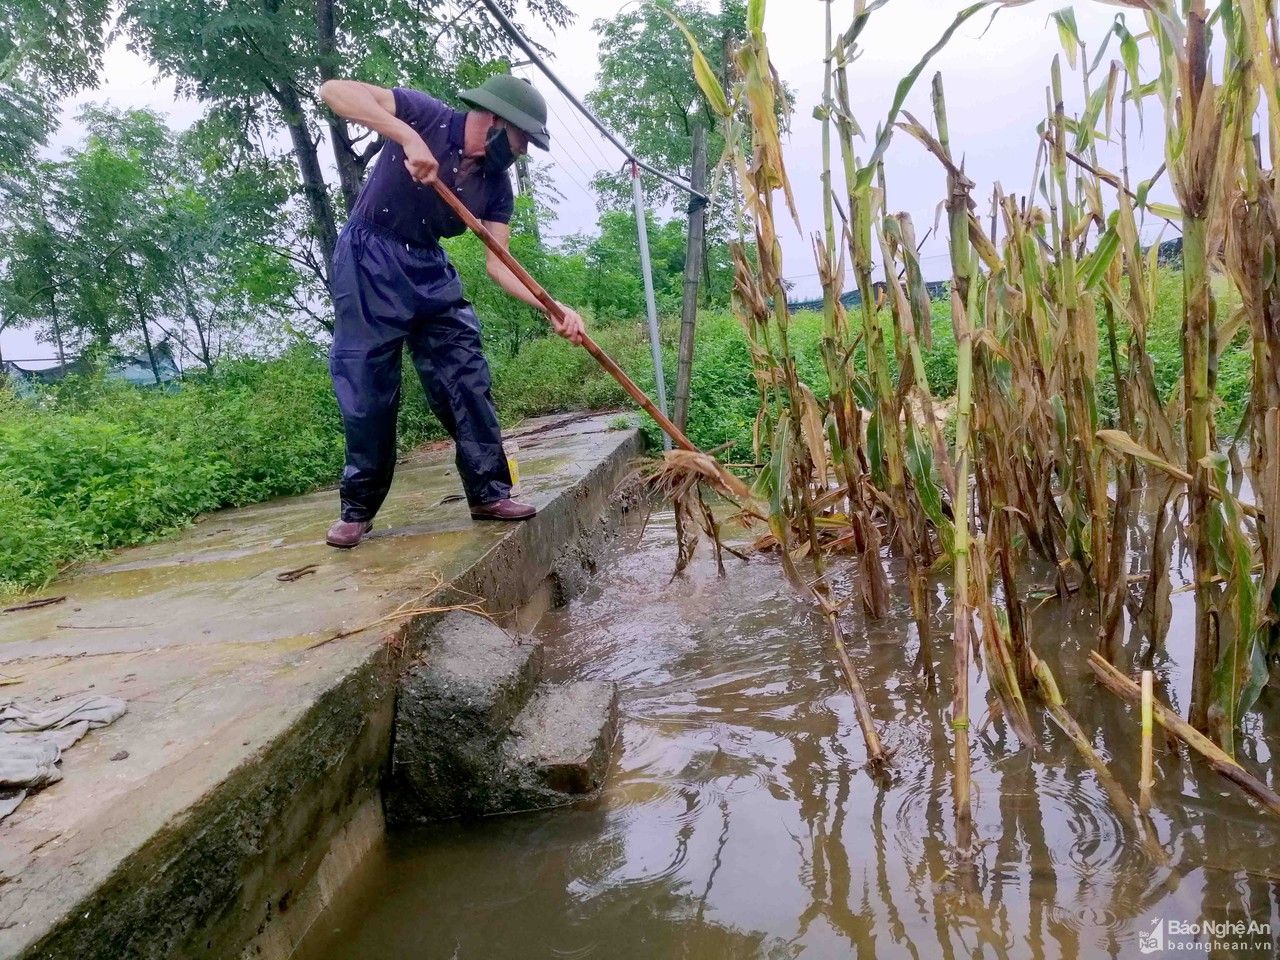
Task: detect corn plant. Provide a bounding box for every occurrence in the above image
[664,0,1280,849]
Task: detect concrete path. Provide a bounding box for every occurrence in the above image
[0,413,640,960]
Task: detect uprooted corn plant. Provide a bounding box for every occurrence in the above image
[660,0,1280,865]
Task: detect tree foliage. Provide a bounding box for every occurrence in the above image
[587,0,745,210]
[114,0,573,288]
[0,108,302,372]
[0,0,110,168]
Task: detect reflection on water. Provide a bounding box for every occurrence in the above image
[299,510,1280,959]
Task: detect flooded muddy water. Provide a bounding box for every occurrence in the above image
[297,509,1280,959]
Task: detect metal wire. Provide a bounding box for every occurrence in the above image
[474,0,706,203]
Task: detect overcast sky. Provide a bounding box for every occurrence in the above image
[4,0,1175,364]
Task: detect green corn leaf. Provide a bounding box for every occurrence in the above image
[768,415,791,520]
[1145,201,1183,221]
[1117,19,1145,128]
[841,0,893,49]
[852,373,876,412]
[1126,78,1160,102]
[1051,8,1080,69]
[1076,82,1111,150]
[826,417,844,472]
[748,0,765,39]
[1077,224,1120,290]
[1087,14,1122,75]
[1118,20,1140,84]
[1051,395,1068,447]
[905,422,955,555]
[1065,117,1110,147]
[659,8,732,118]
[866,410,887,491]
[1203,452,1266,756]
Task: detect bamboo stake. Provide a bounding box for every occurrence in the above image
[1140,669,1155,811]
[1089,652,1280,818]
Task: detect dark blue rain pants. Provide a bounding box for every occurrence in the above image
[329,216,511,522]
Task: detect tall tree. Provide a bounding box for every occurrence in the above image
[1,163,75,364]
[1,107,304,373]
[0,0,110,167]
[59,107,181,378]
[587,0,745,211]
[166,115,306,366]
[116,0,573,294]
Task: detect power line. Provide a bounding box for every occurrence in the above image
[474,0,704,202]
[521,64,618,175]
[553,86,618,173]
[513,62,611,173]
[542,101,601,199]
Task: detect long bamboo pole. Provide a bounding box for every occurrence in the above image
[430,178,697,453]
[674,119,708,433]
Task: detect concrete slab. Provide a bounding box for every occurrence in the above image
[0,414,642,960]
[505,680,619,800]
[387,611,544,825]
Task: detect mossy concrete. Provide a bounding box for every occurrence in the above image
[0,414,641,960]
[502,680,619,804]
[387,613,620,825]
[386,611,544,825]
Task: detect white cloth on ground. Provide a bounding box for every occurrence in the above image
[0,694,127,822]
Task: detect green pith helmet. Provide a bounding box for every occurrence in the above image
[458,75,551,150]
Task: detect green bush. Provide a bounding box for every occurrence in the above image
[0,326,659,595]
[0,347,349,595]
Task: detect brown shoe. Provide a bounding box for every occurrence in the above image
[470,498,537,521]
[326,519,373,548]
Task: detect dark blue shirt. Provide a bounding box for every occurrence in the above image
[350,88,515,247]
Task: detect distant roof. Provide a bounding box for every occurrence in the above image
[2,342,179,388]
[787,279,950,314]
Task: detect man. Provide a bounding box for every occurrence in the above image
[318,74,586,549]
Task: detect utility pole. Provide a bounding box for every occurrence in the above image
[514,156,534,199]
[513,156,541,245]
[674,118,708,433]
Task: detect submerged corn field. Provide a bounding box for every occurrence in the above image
[656,0,1280,873]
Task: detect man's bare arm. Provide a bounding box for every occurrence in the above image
[484,221,585,345]
[318,80,438,183]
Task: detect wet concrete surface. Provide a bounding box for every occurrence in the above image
[0,414,641,960]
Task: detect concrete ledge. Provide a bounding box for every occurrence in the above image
[0,415,642,960]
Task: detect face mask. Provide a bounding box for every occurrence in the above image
[483,126,517,175]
